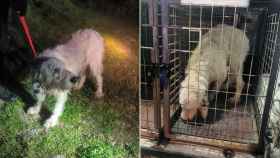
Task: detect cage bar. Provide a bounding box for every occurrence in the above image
[141,0,162,138]
[141,0,280,154]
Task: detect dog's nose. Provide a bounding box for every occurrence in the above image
[33,89,40,94]
[180,117,189,124]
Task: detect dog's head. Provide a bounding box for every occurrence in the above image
[180,103,209,122]
[179,82,209,121]
[180,97,202,121]
[31,57,80,93]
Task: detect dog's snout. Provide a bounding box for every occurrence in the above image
[33,89,40,94]
[32,82,43,95]
[34,82,40,88]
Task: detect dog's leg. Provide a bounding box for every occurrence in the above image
[74,75,86,90]
[230,75,244,105]
[27,88,46,115]
[95,74,103,98]
[44,91,68,128]
[199,106,208,120]
[89,59,104,98]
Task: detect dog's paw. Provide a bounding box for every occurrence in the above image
[44,117,58,129]
[27,106,40,115]
[95,91,104,98]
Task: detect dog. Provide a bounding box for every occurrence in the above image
[28,29,104,128]
[179,24,249,121]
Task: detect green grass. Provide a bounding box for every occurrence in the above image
[0,93,138,158]
[0,1,138,157]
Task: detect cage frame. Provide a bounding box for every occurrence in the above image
[140,0,162,139]
[158,0,280,153]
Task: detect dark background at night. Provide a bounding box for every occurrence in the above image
[67,0,138,21]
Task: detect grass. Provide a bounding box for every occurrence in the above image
[0,95,138,158]
[0,1,138,158]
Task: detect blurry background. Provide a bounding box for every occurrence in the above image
[0,0,138,157]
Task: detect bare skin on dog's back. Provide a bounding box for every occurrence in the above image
[189,24,249,84]
[40,29,104,77]
[180,24,249,121]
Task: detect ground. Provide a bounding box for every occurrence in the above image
[0,1,138,158]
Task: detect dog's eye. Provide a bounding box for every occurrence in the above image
[33,89,40,94]
[70,76,80,83]
[54,68,60,73]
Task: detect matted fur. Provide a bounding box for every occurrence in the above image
[29,29,104,128]
[179,24,249,121]
[39,29,104,92]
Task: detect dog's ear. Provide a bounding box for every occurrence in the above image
[31,57,49,66]
[70,75,80,84]
[53,67,62,80]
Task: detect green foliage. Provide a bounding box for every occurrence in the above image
[0,93,137,157]
[0,100,28,158]
[76,139,125,158]
[0,1,138,157]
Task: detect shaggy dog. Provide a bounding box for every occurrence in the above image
[179,24,249,121]
[28,29,104,128]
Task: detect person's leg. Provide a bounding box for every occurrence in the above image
[0,0,10,52]
[0,73,36,111]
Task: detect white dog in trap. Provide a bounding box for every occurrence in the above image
[179,24,249,121]
[28,29,104,128]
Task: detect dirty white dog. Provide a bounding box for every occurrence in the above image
[179,25,249,121]
[28,29,104,128]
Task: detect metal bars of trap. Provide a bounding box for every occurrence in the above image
[166,3,259,143]
[140,0,162,137]
[158,0,280,152]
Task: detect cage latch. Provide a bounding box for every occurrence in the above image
[151,63,160,79]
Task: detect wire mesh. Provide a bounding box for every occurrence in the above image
[256,12,280,139]
[141,2,155,131]
[140,0,280,146]
[165,4,272,144]
[141,3,153,101]
[257,13,280,113]
[141,1,162,133]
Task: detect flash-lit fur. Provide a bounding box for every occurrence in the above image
[179,25,249,121]
[28,29,104,128]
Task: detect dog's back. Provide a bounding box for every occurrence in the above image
[40,29,104,76]
[190,25,249,83]
[201,24,249,73]
[180,25,249,120]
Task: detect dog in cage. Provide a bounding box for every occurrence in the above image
[179,24,249,121]
[28,29,104,128]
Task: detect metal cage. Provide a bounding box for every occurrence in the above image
[141,0,162,139]
[141,0,280,154]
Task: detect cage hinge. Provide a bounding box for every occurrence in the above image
[160,64,171,89]
[151,63,160,79]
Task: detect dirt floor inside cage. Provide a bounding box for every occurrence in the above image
[171,92,259,144]
[141,102,157,130]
